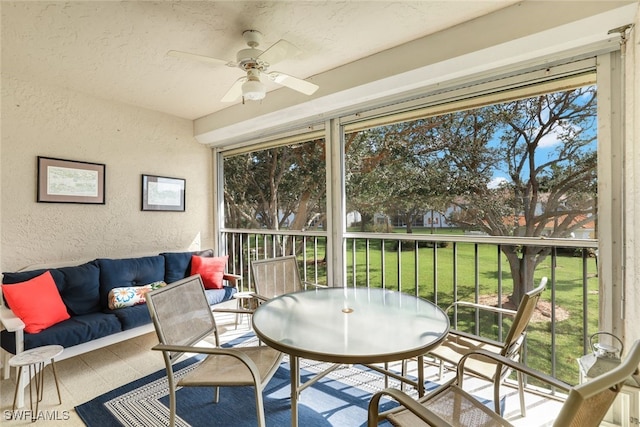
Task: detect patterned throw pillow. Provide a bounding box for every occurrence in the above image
[108,281,166,310]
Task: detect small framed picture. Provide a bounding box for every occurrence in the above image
[141,174,185,212]
[37,156,106,204]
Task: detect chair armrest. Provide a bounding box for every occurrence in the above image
[151,343,278,379]
[303,281,328,289]
[153,343,258,359]
[368,387,453,427]
[446,301,518,317]
[254,294,270,303]
[0,305,25,332]
[447,330,505,349]
[458,349,571,392]
[212,307,255,315]
[223,273,242,287]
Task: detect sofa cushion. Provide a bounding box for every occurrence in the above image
[160,249,214,284]
[105,304,152,330]
[205,287,238,306]
[3,268,58,285]
[2,271,70,333]
[57,261,101,315]
[0,312,122,354]
[190,255,228,289]
[97,256,165,309]
[3,262,101,316]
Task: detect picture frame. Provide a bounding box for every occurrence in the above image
[37,156,106,204]
[141,174,185,212]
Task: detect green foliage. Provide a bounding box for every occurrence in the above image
[224,140,327,231]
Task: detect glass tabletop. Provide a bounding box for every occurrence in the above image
[252,287,449,364]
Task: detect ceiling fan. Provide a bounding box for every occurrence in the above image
[168,30,319,103]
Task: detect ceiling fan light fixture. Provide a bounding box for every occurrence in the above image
[241,79,266,101]
[170,30,319,103]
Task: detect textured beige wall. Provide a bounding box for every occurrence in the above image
[0,75,213,272]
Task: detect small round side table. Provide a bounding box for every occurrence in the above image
[9,345,63,420]
[232,291,258,328]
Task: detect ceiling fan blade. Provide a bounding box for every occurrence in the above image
[221,77,247,102]
[267,71,319,96]
[258,39,302,66]
[167,50,236,68]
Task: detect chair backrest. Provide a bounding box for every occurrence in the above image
[251,256,304,299]
[500,277,547,358]
[146,274,218,362]
[554,340,640,427]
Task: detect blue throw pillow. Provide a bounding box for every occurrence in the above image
[160,249,213,284]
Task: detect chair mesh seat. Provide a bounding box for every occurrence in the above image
[179,346,282,387]
[387,385,513,427]
[430,335,504,379]
[565,389,618,427]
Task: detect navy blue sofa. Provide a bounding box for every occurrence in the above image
[0,250,238,356]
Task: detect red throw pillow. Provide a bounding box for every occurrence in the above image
[2,271,70,333]
[190,255,228,290]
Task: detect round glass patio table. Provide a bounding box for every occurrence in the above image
[252,287,449,427]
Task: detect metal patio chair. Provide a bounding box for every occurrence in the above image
[146,274,284,427]
[251,255,326,302]
[221,256,326,330]
[368,340,640,427]
[426,277,547,417]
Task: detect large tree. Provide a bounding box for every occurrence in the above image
[443,86,597,301]
[224,140,326,254]
[345,129,394,231]
[345,86,596,302]
[345,120,446,232]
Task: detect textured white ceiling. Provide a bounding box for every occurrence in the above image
[1,1,519,120]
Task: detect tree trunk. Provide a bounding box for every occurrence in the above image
[503,244,552,303]
[289,192,311,230]
[503,246,539,303]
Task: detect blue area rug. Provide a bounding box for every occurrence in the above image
[75,334,401,426]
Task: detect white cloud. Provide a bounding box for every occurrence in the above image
[538,131,560,148]
[488,176,508,189]
[538,123,583,148]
